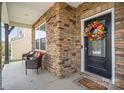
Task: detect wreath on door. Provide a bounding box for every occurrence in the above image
[84,21,106,41]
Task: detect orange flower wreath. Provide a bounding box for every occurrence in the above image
[84,21,106,41]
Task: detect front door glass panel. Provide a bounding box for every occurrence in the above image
[88,38,105,57]
[88,20,106,57]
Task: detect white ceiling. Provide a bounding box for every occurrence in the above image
[3,2,82,28]
[2,2,9,24]
[6,2,54,28]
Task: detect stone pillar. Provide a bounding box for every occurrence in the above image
[56,3,78,77]
[32,3,80,78]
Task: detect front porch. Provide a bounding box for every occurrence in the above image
[2,61,83,90]
[1,2,124,90]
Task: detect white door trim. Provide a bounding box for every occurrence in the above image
[81,8,115,84]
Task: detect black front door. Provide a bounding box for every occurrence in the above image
[84,13,112,78]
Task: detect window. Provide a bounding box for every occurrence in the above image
[10,28,24,41]
[35,23,46,51]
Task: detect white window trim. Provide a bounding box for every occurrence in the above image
[81,8,115,84]
[34,21,47,52]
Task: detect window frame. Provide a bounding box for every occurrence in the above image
[34,22,47,52]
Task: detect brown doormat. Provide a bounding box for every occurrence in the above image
[79,78,108,90]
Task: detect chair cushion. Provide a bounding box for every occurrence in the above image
[34,52,38,57]
[36,52,41,58]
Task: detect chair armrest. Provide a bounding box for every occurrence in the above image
[27,54,34,59]
[26,57,36,61]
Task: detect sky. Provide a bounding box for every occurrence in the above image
[2,27,21,42]
[35,30,46,40]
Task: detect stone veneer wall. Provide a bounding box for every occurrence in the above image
[57,3,80,77]
[115,3,124,89]
[32,2,124,88]
[32,3,78,78]
[32,3,62,77]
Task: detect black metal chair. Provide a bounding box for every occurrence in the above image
[25,51,44,75]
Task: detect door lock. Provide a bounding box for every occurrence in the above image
[81,45,83,49]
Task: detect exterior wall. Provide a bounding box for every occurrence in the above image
[32,2,124,88]
[45,3,62,77]
[11,28,32,60]
[33,3,79,78]
[56,3,79,77]
[115,3,124,89]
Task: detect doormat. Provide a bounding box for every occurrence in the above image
[74,77,108,90]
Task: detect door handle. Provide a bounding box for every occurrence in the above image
[81,45,87,50]
[81,45,83,49]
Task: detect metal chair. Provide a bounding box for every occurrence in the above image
[25,51,44,75]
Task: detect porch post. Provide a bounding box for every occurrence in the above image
[4,24,9,64]
[4,24,14,64]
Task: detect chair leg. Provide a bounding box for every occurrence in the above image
[25,61,27,75]
[37,68,39,74]
[41,64,42,70]
[25,69,27,75]
[22,59,23,64]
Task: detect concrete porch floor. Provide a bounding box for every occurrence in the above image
[2,61,84,90]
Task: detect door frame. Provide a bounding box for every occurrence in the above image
[81,8,115,84]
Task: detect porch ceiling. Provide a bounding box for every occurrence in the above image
[2,2,82,28]
[6,2,54,28]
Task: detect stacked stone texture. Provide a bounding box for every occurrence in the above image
[32,2,124,88]
[57,3,79,77]
[115,3,124,89]
[32,3,62,77]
